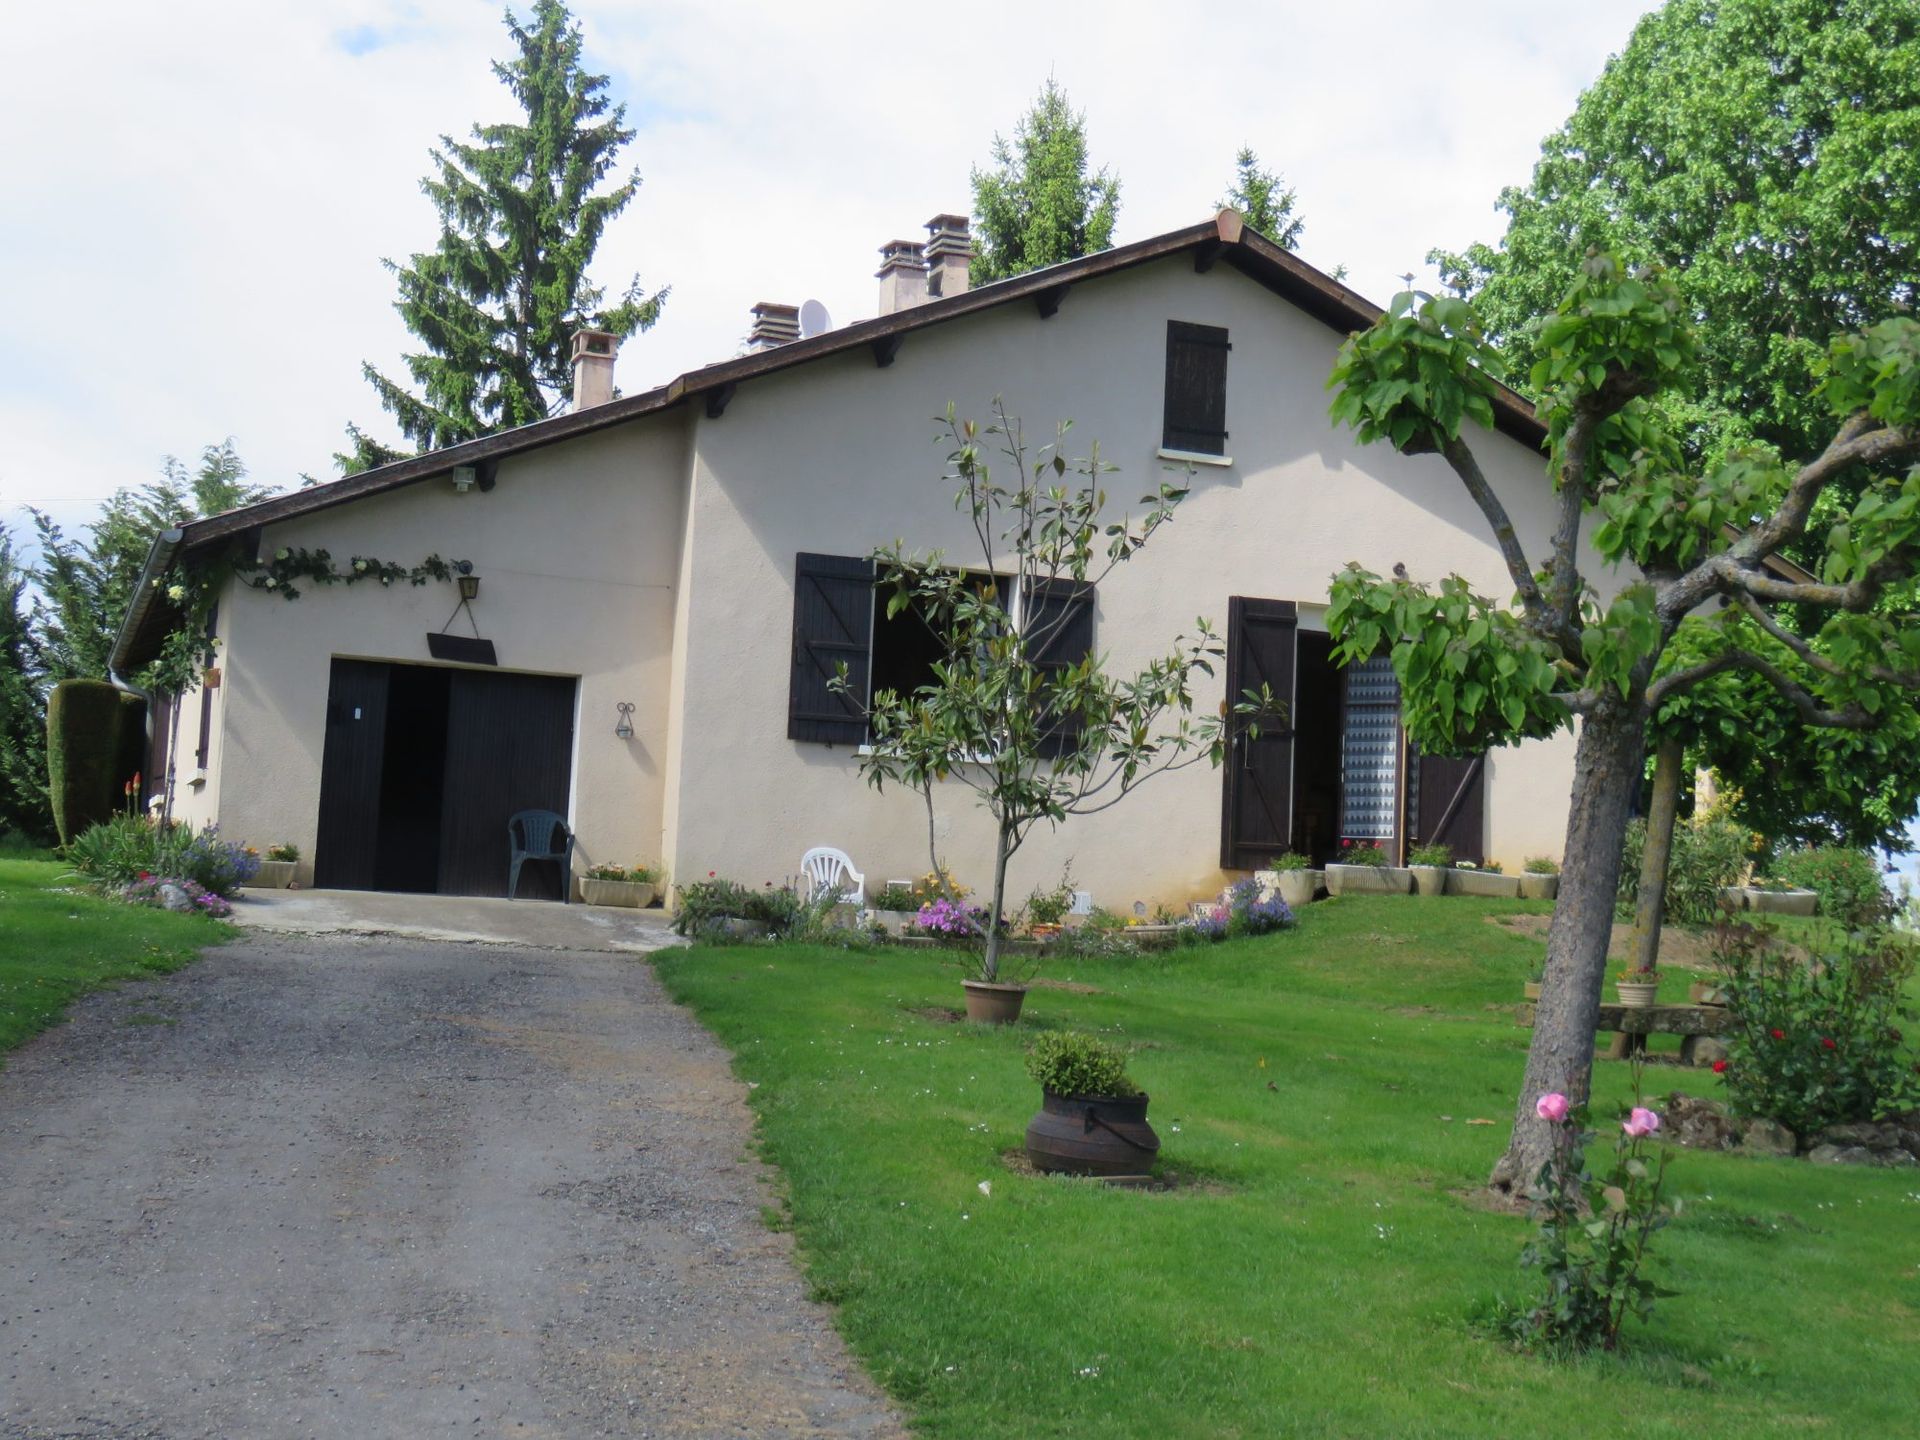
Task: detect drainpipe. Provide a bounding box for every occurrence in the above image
[110,527,185,821]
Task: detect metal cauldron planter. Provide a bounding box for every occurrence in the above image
[1024,1090,1161,1177]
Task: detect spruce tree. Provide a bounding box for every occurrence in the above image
[1217,148,1303,249]
[969,80,1121,284]
[0,528,52,841]
[352,0,666,462]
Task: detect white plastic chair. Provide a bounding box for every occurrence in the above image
[800,846,866,903]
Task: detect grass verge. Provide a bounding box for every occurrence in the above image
[652,895,1920,1439]
[0,856,228,1057]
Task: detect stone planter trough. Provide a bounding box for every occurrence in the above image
[249,860,296,890]
[578,877,656,908]
[1325,864,1413,896]
[1746,886,1818,917]
[1519,873,1560,901]
[1447,869,1521,898]
[1408,864,1448,896]
[1254,868,1317,909]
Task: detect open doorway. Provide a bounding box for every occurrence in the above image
[1291,632,1342,864]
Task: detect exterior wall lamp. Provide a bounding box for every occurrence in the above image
[614,701,636,739]
[456,560,479,601]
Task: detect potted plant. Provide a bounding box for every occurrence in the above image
[250,843,298,889]
[1446,858,1521,898]
[1256,852,1316,908]
[868,881,919,935]
[578,861,660,908]
[1615,964,1660,1009]
[1325,839,1413,896]
[1025,864,1075,939]
[672,873,763,941]
[1523,959,1545,1002]
[1519,855,1560,901]
[1022,1030,1160,1177]
[1407,842,1451,896]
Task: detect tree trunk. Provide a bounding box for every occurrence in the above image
[981,823,1014,982]
[1489,702,1648,1195]
[1630,736,1685,974]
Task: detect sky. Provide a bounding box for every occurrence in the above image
[0,0,1662,547]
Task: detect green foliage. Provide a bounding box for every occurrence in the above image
[1025,862,1075,926]
[1269,850,1311,871]
[969,79,1119,284]
[63,814,261,898]
[1767,846,1891,929]
[266,843,300,863]
[845,403,1242,982]
[1338,842,1390,867]
[1714,918,1920,1134]
[1217,147,1302,248]
[45,681,141,846]
[672,874,754,936]
[870,882,917,912]
[352,0,666,457]
[1523,856,1560,876]
[582,860,657,883]
[1408,843,1453,868]
[1024,1030,1139,1098]
[0,530,52,842]
[1430,0,1920,466]
[1616,813,1753,927]
[1326,291,1503,454]
[1493,1079,1679,1353]
[232,546,465,602]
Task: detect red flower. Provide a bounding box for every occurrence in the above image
[708,870,716,878]
[1821,1036,1837,1051]
[1712,1059,1728,1074]
[1770,1028,1786,1040]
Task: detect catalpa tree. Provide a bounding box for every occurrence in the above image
[1323,252,1920,1192]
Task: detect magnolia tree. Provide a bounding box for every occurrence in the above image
[841,404,1265,983]
[1324,253,1920,1191]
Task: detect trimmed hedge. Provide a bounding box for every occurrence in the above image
[46,680,145,845]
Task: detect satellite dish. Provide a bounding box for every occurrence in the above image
[799,298,832,339]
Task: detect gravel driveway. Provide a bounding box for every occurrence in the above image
[0,934,903,1439]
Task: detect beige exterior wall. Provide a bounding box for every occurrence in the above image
[161,581,232,835]
[204,421,689,887]
[665,256,1603,911]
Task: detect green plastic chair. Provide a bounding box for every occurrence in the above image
[508,810,574,902]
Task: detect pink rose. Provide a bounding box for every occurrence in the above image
[1622,1107,1661,1138]
[1535,1092,1570,1123]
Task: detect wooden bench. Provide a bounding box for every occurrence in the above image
[1515,1002,1733,1065]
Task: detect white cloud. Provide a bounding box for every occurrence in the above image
[0,0,1654,527]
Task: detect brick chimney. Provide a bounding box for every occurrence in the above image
[571,328,618,409]
[748,301,801,351]
[924,215,972,298]
[876,239,928,315]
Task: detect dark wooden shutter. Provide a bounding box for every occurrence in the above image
[789,552,874,745]
[1220,598,1297,869]
[314,659,391,890]
[437,670,577,898]
[1411,750,1486,865]
[1162,321,1231,454]
[1024,578,1096,759]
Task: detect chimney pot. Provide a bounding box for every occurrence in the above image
[924,214,972,299]
[876,239,928,315]
[571,328,619,409]
[748,301,801,351]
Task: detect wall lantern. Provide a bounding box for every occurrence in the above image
[456,560,480,601]
[452,464,478,494]
[614,701,636,739]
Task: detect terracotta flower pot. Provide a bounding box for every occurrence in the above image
[1028,922,1063,940]
[1616,979,1660,1009]
[961,980,1028,1025]
[1025,1090,1160,1176]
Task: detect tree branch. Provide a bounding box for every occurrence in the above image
[1647,648,1873,728]
[1736,592,1920,689]
[1440,436,1547,618]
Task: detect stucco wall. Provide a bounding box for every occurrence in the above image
[664,256,1606,910]
[207,420,689,886]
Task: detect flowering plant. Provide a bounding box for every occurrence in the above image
[123,874,234,919]
[266,843,300,863]
[1490,1069,1678,1353]
[1338,839,1390,867]
[914,896,987,937]
[1183,878,1295,944]
[584,861,658,883]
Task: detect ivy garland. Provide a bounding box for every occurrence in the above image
[141,545,470,694]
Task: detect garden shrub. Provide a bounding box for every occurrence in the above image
[46,680,143,845]
[122,874,233,919]
[1025,1030,1139,1097]
[65,815,259,898]
[1768,846,1890,930]
[1615,813,1752,926]
[1713,918,1920,1136]
[1339,840,1390,866]
[1184,878,1294,944]
[1408,842,1453,867]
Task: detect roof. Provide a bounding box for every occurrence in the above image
[114,210,1548,672]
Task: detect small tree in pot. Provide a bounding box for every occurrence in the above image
[1023,1030,1159,1177]
[839,403,1271,1011]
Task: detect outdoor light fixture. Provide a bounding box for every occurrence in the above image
[456,560,479,601]
[614,701,636,739]
[452,465,478,493]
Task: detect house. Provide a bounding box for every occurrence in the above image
[113,210,1601,909]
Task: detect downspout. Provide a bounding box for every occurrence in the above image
[109,527,184,820]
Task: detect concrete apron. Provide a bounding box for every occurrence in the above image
[232,887,681,953]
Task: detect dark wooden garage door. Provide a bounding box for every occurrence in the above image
[438,669,576,898]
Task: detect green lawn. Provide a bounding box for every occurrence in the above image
[652,896,1920,1439]
[0,856,227,1056]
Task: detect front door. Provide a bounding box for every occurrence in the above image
[1220,597,1297,870]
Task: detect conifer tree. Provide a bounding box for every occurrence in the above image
[0,528,52,841]
[1217,148,1303,249]
[352,0,666,462]
[970,80,1120,284]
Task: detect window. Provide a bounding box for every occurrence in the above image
[1338,654,1401,844]
[1162,320,1231,456]
[788,554,1093,748]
